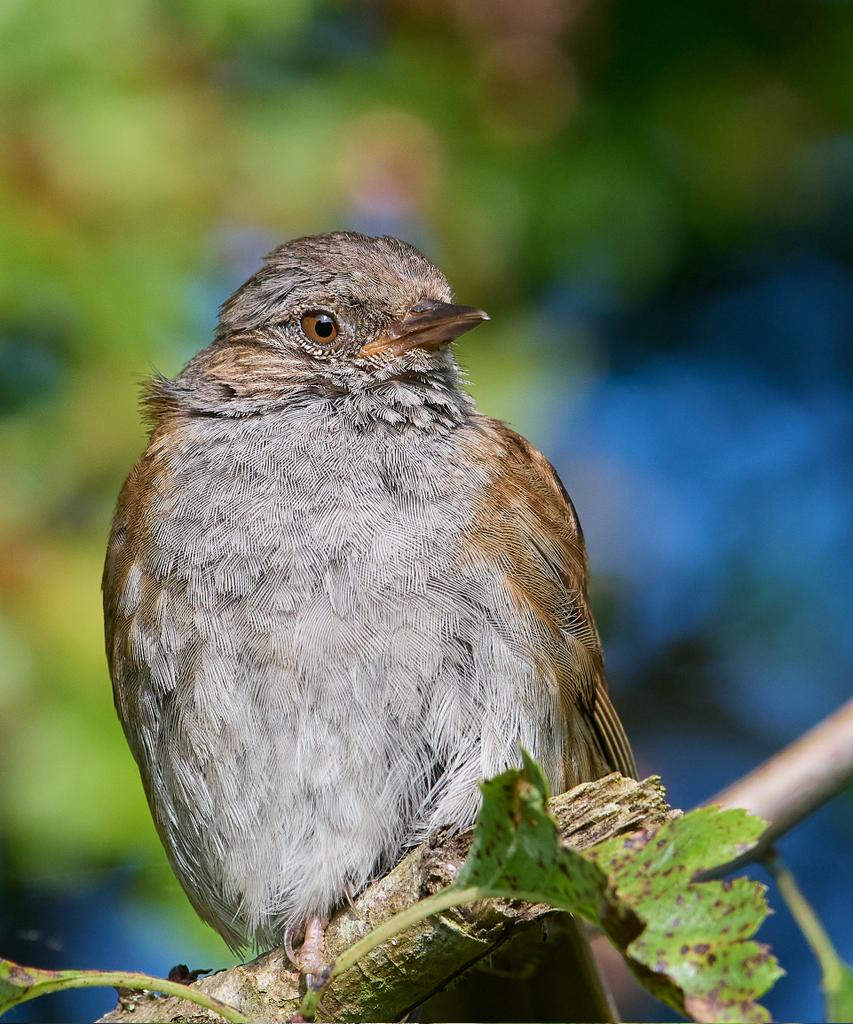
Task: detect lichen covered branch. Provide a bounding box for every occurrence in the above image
[97,773,671,1024]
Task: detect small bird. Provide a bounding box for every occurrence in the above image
[103,232,635,973]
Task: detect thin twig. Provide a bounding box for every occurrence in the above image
[707,698,853,868]
[298,886,481,1020]
[763,852,845,994]
[2,965,250,1023]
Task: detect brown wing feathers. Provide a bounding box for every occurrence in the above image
[470,419,636,782]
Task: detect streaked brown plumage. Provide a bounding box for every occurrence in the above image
[466,421,636,782]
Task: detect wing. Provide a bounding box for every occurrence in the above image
[102,446,178,772]
[466,418,637,783]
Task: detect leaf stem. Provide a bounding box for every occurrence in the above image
[299,885,482,1020]
[2,965,250,1023]
[764,852,843,993]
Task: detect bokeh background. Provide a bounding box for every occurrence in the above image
[1,1,852,1020]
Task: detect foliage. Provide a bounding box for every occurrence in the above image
[302,755,781,1023]
[0,757,783,1023]
[457,755,781,1023]
[590,811,780,1023]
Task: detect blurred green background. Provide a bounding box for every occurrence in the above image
[1,1,852,1020]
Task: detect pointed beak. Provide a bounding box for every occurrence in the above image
[360,299,490,358]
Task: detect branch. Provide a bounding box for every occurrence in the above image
[708,698,853,868]
[97,773,672,1024]
[96,700,853,1023]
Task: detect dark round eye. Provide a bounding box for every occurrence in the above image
[301,311,338,344]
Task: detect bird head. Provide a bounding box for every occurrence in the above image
[217,232,489,378]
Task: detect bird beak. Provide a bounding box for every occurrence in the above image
[360,299,490,358]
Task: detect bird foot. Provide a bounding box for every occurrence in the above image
[284,915,330,985]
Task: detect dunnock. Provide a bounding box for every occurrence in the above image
[103,232,634,972]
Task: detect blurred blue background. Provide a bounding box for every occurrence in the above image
[0,1,851,1020]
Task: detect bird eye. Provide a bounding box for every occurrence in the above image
[301,311,339,344]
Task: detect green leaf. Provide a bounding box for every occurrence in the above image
[0,958,249,1023]
[301,756,782,1023]
[455,749,608,921]
[451,755,782,1023]
[590,812,782,1023]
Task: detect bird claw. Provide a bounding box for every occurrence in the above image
[283,915,329,979]
[283,925,302,970]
